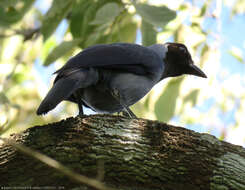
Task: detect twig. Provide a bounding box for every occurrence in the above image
[0,27,40,41]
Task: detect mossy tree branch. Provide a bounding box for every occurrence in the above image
[1,114,245,190]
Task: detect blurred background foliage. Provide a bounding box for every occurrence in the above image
[0,0,245,146]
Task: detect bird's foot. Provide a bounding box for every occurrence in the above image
[111,88,137,119]
[78,110,84,116]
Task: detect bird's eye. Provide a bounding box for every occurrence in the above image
[179,47,186,53]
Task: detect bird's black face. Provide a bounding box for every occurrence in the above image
[162,42,207,79]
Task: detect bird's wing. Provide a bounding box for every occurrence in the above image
[37,68,98,115]
[54,43,162,77]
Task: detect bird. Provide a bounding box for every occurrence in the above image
[37,42,207,118]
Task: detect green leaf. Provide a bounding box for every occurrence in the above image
[0,0,34,26]
[90,3,120,25]
[70,0,122,48]
[41,0,74,41]
[84,33,101,48]
[113,14,137,43]
[117,21,137,43]
[232,0,245,16]
[12,73,26,83]
[44,38,83,66]
[201,43,209,57]
[178,4,189,11]
[179,89,200,114]
[141,19,157,46]
[183,89,199,105]
[228,47,244,64]
[70,0,91,39]
[84,14,137,46]
[41,37,57,62]
[155,78,183,122]
[134,3,176,28]
[0,92,10,104]
[199,2,208,17]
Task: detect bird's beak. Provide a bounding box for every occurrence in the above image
[187,64,207,78]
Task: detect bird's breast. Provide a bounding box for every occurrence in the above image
[110,73,155,104]
[81,72,156,113]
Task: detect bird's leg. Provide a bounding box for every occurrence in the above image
[74,91,84,116]
[77,100,84,116]
[122,107,137,118]
[111,89,137,119]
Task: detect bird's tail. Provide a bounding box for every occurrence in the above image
[36,69,98,115]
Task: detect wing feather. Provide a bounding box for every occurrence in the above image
[54,43,161,76]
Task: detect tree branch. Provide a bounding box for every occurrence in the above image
[0,114,245,190]
[0,137,114,190]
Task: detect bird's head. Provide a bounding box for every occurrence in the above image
[161,42,207,79]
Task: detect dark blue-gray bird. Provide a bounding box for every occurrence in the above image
[37,42,207,118]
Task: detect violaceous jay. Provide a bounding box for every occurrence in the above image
[37,42,207,118]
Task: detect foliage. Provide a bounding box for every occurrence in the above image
[0,0,245,145]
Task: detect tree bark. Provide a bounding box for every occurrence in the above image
[1,114,245,190]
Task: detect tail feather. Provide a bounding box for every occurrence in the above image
[36,69,98,115]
